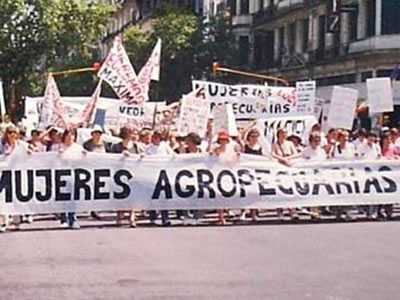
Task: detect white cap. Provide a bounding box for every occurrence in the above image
[91,124,103,134]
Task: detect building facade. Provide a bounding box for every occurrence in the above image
[232,0,400,87]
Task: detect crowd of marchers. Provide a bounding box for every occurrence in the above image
[0,114,399,232]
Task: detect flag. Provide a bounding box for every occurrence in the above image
[39,74,69,128]
[98,37,145,105]
[137,38,162,101]
[70,80,103,128]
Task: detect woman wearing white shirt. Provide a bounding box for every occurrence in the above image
[58,129,86,229]
[0,125,30,232]
[331,130,357,221]
[356,132,381,220]
[301,132,327,219]
[272,128,301,221]
[302,132,327,161]
[357,132,381,160]
[332,130,357,159]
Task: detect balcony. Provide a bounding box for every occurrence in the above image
[349,34,400,54]
[276,0,305,10]
[232,15,253,26]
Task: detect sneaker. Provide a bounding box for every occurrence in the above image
[345,213,355,221]
[129,221,137,228]
[60,222,69,229]
[26,215,34,224]
[238,212,246,222]
[70,223,80,230]
[0,225,6,233]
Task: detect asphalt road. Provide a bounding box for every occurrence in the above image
[1,214,400,300]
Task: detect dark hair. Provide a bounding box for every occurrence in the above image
[152,131,162,139]
[380,132,391,148]
[62,129,76,143]
[119,127,131,140]
[186,132,202,146]
[357,128,367,137]
[31,129,40,136]
[246,129,260,141]
[367,131,377,138]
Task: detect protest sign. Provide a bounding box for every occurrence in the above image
[0,152,399,214]
[178,93,210,137]
[26,96,119,130]
[212,103,238,137]
[296,81,316,115]
[192,80,311,119]
[257,115,317,144]
[327,86,358,130]
[0,80,6,116]
[367,77,394,113]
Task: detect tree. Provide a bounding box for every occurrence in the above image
[123,5,237,102]
[0,0,115,119]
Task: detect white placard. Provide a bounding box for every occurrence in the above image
[0,80,6,116]
[367,77,394,113]
[296,81,316,115]
[178,95,210,137]
[327,86,358,130]
[212,103,238,137]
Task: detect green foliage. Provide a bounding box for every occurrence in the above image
[0,0,115,118]
[123,5,237,102]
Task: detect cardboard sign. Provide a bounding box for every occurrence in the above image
[327,86,358,130]
[367,77,394,113]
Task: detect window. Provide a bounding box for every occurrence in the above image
[382,0,400,34]
[366,0,376,37]
[240,0,249,15]
[231,0,237,16]
[317,15,326,59]
[302,18,309,52]
[288,22,296,53]
[349,9,358,41]
[239,36,249,65]
[259,0,264,11]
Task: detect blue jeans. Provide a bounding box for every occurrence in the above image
[60,213,77,226]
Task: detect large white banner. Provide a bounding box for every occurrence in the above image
[192,80,313,120]
[1,152,398,215]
